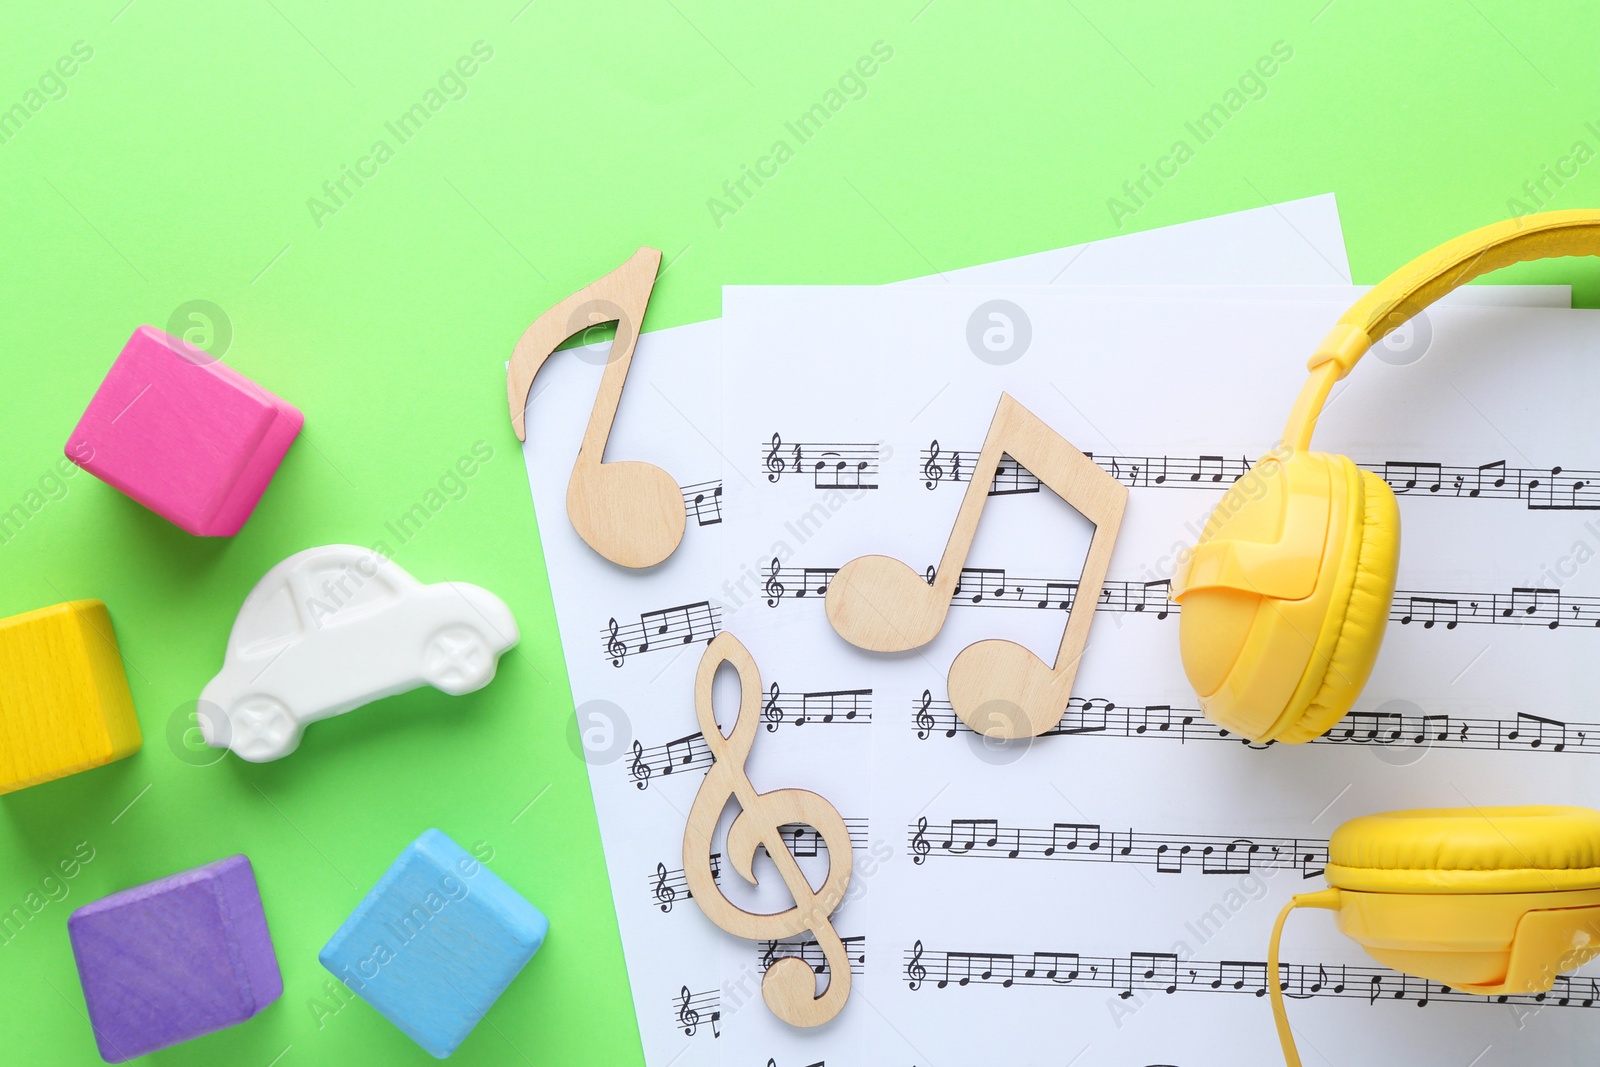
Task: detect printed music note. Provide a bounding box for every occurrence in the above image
[682,633,854,1027]
[686,481,724,527]
[1045,822,1103,856]
[1505,586,1563,628]
[824,393,1128,739]
[507,247,686,568]
[1216,960,1269,996]
[1382,460,1444,494]
[1472,459,1507,497]
[1192,455,1227,482]
[638,602,718,651]
[1399,596,1459,629]
[1509,712,1569,752]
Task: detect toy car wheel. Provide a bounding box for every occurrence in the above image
[423,625,494,695]
[227,696,299,761]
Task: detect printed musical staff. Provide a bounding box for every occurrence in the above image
[760,934,868,978]
[768,561,1600,631]
[763,684,872,729]
[1394,586,1600,629]
[681,480,724,527]
[918,441,1600,511]
[648,819,869,912]
[907,816,1327,877]
[764,433,881,490]
[601,601,720,667]
[629,693,870,790]
[673,985,721,1038]
[900,941,1600,1008]
[764,561,1171,618]
[912,691,1600,757]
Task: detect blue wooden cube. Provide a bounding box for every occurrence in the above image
[319,829,548,1058]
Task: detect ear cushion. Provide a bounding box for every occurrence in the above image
[1276,466,1399,743]
[1327,806,1600,893]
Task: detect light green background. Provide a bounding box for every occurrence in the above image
[3,1,1600,1063]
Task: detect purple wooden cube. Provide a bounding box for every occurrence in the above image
[67,855,282,1062]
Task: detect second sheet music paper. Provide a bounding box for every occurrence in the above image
[517,197,1360,1067]
[719,284,1599,1066]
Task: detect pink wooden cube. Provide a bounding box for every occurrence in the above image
[66,326,303,536]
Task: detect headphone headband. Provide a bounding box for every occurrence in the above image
[1283,209,1600,449]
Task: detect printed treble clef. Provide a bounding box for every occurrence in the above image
[629,739,651,790]
[654,862,676,913]
[607,618,627,667]
[912,816,931,865]
[923,439,944,489]
[764,558,786,607]
[765,433,787,482]
[676,985,699,1036]
[907,940,927,991]
[763,682,784,731]
[682,633,854,1027]
[915,689,935,740]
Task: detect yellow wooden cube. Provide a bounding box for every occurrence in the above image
[0,600,141,794]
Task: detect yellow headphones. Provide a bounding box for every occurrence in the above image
[1171,209,1600,744]
[1270,806,1600,1066]
[1163,213,1600,1062]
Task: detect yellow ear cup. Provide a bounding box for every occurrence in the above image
[1278,466,1398,743]
[1270,806,1600,1067]
[1172,452,1398,743]
[1327,805,1600,892]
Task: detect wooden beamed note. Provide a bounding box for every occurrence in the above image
[682,633,854,1027]
[507,247,687,569]
[825,392,1128,739]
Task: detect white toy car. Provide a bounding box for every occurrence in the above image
[199,545,519,761]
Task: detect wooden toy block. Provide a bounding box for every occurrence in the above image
[0,600,141,794]
[320,829,548,1059]
[64,325,303,536]
[67,855,282,1063]
[199,545,520,762]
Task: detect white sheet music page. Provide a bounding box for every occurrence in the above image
[518,197,1357,1067]
[708,195,1363,1066]
[719,284,1600,1066]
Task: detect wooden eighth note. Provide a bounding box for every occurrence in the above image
[507,247,686,569]
[683,633,854,1027]
[824,393,1128,739]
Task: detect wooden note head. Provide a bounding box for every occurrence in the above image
[948,638,1071,739]
[508,246,688,569]
[567,458,687,570]
[825,554,946,652]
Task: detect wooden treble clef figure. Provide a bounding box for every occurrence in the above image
[682,632,854,1027]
